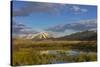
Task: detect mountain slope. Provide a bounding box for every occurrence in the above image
[26,32,49,39]
[58,30,97,40]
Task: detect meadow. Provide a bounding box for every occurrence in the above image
[12,38,97,66]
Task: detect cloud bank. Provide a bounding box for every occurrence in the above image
[12,21,38,35]
[12,1,89,16]
[45,19,97,32]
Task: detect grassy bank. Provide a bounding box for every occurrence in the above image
[12,39,97,66]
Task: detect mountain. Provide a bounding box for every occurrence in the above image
[58,30,97,41]
[26,32,49,40]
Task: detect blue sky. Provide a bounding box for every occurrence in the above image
[12,1,97,37]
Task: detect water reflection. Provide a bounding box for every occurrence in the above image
[40,50,80,56]
[40,50,96,64]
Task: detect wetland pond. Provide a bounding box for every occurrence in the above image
[40,50,96,64]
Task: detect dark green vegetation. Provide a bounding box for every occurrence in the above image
[56,30,97,41]
[12,39,97,66]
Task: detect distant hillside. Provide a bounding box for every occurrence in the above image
[13,30,97,41]
[57,30,97,41]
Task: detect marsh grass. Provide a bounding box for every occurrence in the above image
[12,38,97,66]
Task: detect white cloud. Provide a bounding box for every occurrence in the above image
[81,9,88,12]
[46,19,97,32]
[71,5,88,14]
[71,6,80,12]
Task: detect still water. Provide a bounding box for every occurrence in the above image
[40,50,95,64]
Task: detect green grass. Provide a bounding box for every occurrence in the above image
[12,39,97,66]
